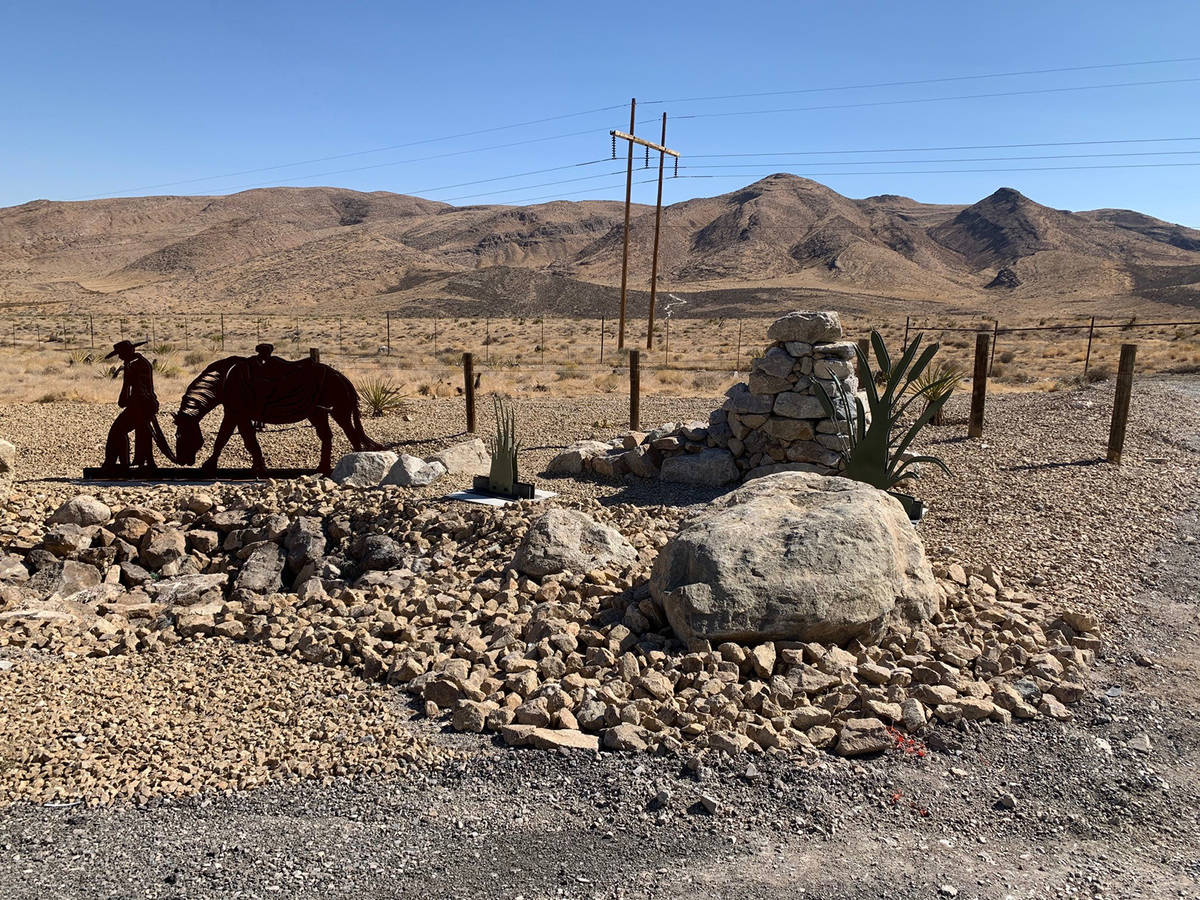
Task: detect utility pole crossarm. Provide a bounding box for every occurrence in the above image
[608,130,680,157]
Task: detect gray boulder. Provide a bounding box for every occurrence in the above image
[650,472,939,645]
[284,516,326,574]
[233,542,285,594]
[513,508,638,578]
[384,454,446,487]
[331,451,399,488]
[148,573,229,607]
[50,495,112,527]
[766,310,843,344]
[546,440,611,476]
[659,449,738,486]
[773,392,826,420]
[429,438,490,476]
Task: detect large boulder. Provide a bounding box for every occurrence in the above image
[428,438,490,476]
[513,508,638,578]
[49,495,112,527]
[659,449,739,486]
[650,472,938,645]
[766,310,843,344]
[331,451,399,488]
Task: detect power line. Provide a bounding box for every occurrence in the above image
[406,159,611,197]
[443,168,631,203]
[646,77,1200,123]
[688,136,1200,158]
[676,150,1200,169]
[673,161,1200,177]
[642,55,1200,104]
[70,104,625,200]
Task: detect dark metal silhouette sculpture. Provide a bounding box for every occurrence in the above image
[100,340,169,474]
[171,347,379,476]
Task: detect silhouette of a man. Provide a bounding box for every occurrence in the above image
[101,340,159,472]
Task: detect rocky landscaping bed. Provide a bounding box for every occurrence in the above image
[2,463,1100,804]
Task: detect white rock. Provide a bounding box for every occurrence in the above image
[766,311,843,343]
[384,455,446,487]
[330,451,399,488]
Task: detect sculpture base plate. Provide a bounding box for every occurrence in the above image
[82,467,318,483]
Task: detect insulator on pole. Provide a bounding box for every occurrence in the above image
[612,134,616,159]
[644,145,650,168]
[673,157,679,177]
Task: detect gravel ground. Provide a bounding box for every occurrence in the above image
[2,379,1200,898]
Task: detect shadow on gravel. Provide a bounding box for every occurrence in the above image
[1003,456,1108,472]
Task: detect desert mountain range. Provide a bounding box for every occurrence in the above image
[2,174,1199,318]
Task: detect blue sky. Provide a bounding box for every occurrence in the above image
[4,0,1200,225]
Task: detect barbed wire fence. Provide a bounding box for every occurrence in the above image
[2,310,1199,383]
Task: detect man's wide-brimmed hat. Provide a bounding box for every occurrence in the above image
[104,339,148,359]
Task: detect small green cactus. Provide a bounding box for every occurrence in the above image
[488,396,520,495]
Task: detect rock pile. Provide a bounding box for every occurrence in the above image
[547,311,859,486]
[329,438,490,490]
[2,482,1100,773]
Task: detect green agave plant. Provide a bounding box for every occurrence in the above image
[489,395,520,494]
[814,330,952,492]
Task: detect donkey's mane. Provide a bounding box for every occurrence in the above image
[179,356,241,419]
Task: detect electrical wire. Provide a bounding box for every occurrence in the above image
[639,76,1200,124]
[687,136,1200,158]
[642,55,1200,104]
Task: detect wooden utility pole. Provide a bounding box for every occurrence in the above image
[610,102,680,351]
[646,112,669,350]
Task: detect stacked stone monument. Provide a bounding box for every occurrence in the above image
[548,310,861,486]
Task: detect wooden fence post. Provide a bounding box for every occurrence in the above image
[735,319,742,370]
[988,320,999,375]
[386,312,391,356]
[1083,316,1096,376]
[968,332,990,438]
[629,349,641,430]
[902,315,910,353]
[309,347,320,363]
[463,352,476,433]
[599,316,605,362]
[220,314,225,350]
[89,314,95,350]
[1106,343,1137,464]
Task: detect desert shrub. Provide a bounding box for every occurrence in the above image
[999,350,1015,364]
[151,356,181,378]
[357,377,406,417]
[1085,363,1113,383]
[184,350,207,367]
[68,350,96,366]
[150,342,175,355]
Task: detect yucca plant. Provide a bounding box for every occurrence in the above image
[489,396,520,495]
[357,377,406,417]
[911,360,963,426]
[814,331,951,497]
